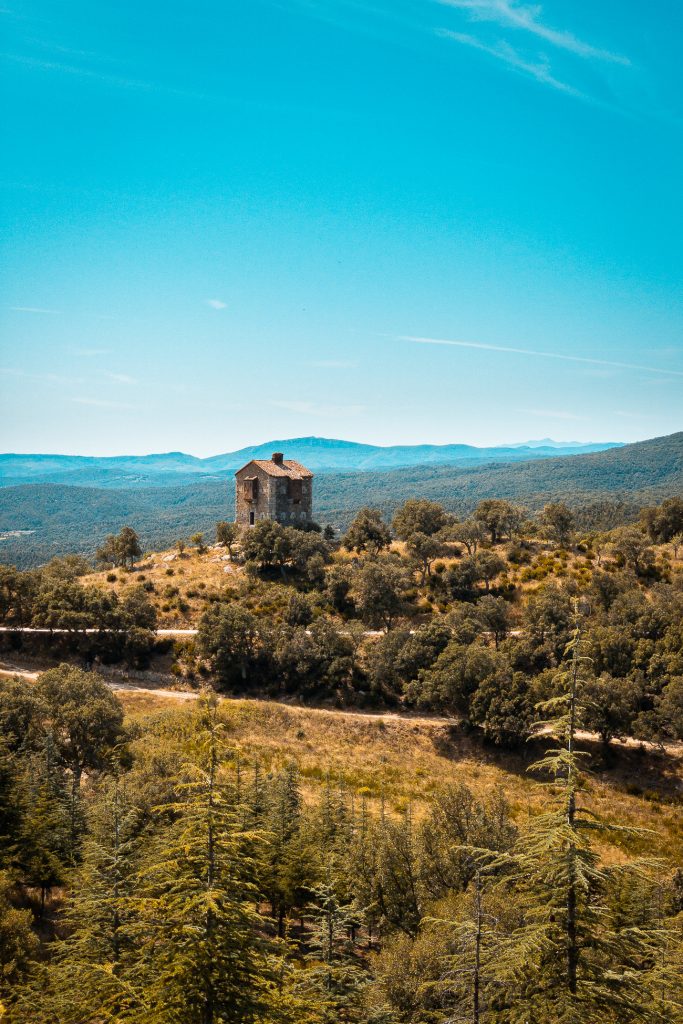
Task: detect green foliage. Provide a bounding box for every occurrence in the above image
[196,603,266,687]
[215,519,239,555]
[541,501,575,546]
[350,559,412,631]
[96,526,142,569]
[391,500,451,540]
[343,508,392,555]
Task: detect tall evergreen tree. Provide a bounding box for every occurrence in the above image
[502,618,667,1023]
[135,696,270,1024]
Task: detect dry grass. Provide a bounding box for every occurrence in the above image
[82,546,242,626]
[118,690,683,865]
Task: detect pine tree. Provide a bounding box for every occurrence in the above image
[428,847,516,1024]
[299,863,368,1022]
[262,764,319,938]
[502,617,667,1023]
[14,734,71,916]
[135,695,270,1024]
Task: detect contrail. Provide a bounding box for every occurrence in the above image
[402,336,683,378]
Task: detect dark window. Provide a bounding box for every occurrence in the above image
[249,511,255,526]
[289,479,302,503]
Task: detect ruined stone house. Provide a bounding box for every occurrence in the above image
[234,452,314,527]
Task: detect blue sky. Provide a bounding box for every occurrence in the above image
[1,0,682,456]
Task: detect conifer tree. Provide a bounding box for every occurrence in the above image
[16,778,144,1024]
[135,695,270,1024]
[502,617,667,1023]
[299,863,368,1021]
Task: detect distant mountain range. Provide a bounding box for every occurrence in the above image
[1,431,680,569]
[0,436,621,489]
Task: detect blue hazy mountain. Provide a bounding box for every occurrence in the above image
[0,436,622,489]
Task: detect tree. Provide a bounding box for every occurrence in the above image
[405,531,444,584]
[15,748,72,915]
[609,526,655,576]
[0,675,44,753]
[215,521,239,558]
[581,673,640,745]
[430,850,512,1024]
[524,584,574,661]
[41,555,91,581]
[475,551,506,593]
[392,499,450,540]
[451,519,487,556]
[504,620,666,1021]
[477,594,513,649]
[96,527,141,569]
[469,670,534,746]
[351,560,411,630]
[31,781,143,1023]
[343,508,392,555]
[411,642,499,717]
[191,532,207,554]
[32,579,110,635]
[196,604,265,686]
[641,497,683,544]
[283,591,315,627]
[242,519,292,572]
[541,502,574,547]
[34,665,127,849]
[120,585,157,631]
[418,784,516,901]
[0,871,39,1003]
[274,621,354,696]
[636,676,683,744]
[136,696,270,1023]
[35,665,127,790]
[0,565,36,627]
[474,500,520,544]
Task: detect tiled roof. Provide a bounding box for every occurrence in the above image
[235,459,313,479]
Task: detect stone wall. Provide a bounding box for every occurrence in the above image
[234,464,313,527]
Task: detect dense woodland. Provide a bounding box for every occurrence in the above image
[1,493,683,1020]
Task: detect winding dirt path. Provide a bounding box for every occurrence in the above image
[1,658,681,755]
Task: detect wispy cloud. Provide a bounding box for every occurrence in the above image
[517,407,586,421]
[0,367,83,386]
[9,305,61,314]
[0,52,194,96]
[104,372,138,385]
[438,30,582,96]
[403,335,683,378]
[271,399,365,416]
[206,298,227,309]
[307,359,357,369]
[438,0,629,64]
[71,397,128,408]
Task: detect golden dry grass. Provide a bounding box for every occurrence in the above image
[118,690,683,865]
[82,546,243,626]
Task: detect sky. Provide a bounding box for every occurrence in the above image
[1,0,682,456]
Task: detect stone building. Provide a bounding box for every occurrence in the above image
[234,452,314,527]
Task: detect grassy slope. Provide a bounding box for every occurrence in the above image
[120,691,683,865]
[1,431,681,568]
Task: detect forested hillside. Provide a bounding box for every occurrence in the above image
[1,431,681,568]
[2,486,683,1020]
